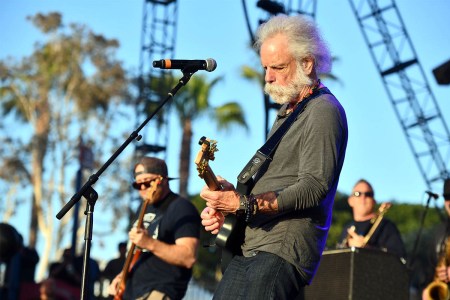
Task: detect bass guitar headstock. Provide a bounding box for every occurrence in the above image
[144,175,163,205]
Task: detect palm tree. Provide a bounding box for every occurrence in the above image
[147,73,248,198]
[175,74,248,198]
[241,64,272,138]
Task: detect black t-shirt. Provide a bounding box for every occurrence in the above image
[123,192,201,300]
[338,218,407,259]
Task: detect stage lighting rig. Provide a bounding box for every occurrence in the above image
[256,0,285,15]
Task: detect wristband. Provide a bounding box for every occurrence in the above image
[236,194,247,218]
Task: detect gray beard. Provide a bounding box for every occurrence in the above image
[264,69,313,105]
[264,82,300,105]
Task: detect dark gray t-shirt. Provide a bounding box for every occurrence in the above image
[242,90,348,284]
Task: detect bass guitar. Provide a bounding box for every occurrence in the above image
[114,176,163,300]
[194,136,245,270]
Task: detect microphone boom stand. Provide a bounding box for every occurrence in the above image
[408,192,435,269]
[56,69,197,300]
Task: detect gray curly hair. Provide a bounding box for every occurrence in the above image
[254,14,332,74]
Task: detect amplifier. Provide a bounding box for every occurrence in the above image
[304,248,409,300]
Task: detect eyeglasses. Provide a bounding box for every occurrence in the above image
[351,191,374,198]
[132,180,155,190]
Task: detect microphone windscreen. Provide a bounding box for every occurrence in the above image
[444,178,450,200]
[205,58,217,72]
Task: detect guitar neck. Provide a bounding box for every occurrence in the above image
[362,204,391,246]
[116,243,137,288]
[203,165,222,191]
[115,200,151,299]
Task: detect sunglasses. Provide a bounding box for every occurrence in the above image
[132,179,157,190]
[352,191,374,198]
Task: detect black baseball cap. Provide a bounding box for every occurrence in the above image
[134,157,177,180]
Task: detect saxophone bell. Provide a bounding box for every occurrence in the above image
[422,280,449,300]
[423,238,450,300]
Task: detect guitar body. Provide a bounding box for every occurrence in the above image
[216,214,245,271]
[114,248,141,300]
[195,136,246,271]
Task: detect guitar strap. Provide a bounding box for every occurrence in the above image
[236,87,331,195]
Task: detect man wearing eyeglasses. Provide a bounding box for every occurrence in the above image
[337,179,406,259]
[108,156,201,300]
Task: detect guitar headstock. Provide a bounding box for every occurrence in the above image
[194,136,222,191]
[379,202,392,214]
[145,175,163,204]
[195,136,218,179]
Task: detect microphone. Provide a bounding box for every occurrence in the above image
[426,191,439,200]
[152,58,217,72]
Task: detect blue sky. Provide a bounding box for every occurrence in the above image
[1,0,450,269]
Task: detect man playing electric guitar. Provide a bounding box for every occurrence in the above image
[199,14,348,300]
[108,157,201,300]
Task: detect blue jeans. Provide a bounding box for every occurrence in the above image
[213,251,306,300]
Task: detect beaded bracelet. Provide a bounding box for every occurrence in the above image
[245,194,258,222]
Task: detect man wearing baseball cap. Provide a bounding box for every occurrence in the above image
[108,157,201,300]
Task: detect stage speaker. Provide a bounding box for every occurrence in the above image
[433,59,450,85]
[304,248,409,300]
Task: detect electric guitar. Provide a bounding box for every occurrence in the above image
[114,176,163,300]
[338,202,392,249]
[194,136,245,270]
